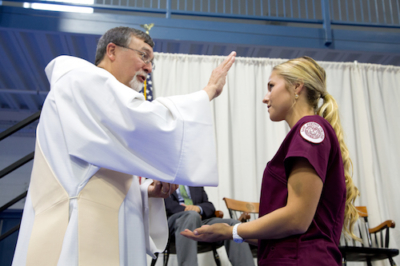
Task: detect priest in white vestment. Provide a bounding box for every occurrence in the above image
[12,27,236,266]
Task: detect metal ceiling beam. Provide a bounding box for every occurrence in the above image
[0,6,399,55]
[0,89,48,95]
[0,93,19,110]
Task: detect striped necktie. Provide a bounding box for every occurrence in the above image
[179,185,193,205]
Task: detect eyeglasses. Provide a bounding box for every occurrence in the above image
[114,43,155,70]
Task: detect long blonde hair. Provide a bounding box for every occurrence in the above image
[273,56,360,240]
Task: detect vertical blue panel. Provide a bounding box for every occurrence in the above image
[374,0,379,23]
[283,0,286,17]
[396,0,400,24]
[268,0,271,16]
[245,0,248,15]
[359,0,364,22]
[305,0,308,19]
[345,0,349,21]
[313,0,316,19]
[338,0,342,20]
[382,0,387,24]
[321,0,332,45]
[208,0,210,12]
[367,0,372,22]
[298,0,301,18]
[166,0,171,18]
[352,0,356,21]
[260,0,263,16]
[290,0,294,17]
[388,0,394,24]
[224,0,226,14]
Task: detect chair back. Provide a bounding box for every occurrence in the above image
[340,206,396,249]
[223,197,259,257]
[223,197,259,222]
[339,206,398,266]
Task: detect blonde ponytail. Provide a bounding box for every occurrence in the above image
[318,94,360,240]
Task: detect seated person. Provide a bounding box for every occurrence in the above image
[165,185,255,266]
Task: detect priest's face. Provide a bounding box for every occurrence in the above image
[114,36,154,90]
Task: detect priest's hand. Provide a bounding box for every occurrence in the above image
[203,51,236,101]
[148,181,178,198]
[180,223,232,242]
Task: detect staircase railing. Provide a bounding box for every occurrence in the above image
[0,110,40,242]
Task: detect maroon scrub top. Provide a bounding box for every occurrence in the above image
[258,115,346,266]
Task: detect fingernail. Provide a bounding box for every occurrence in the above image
[194,230,198,235]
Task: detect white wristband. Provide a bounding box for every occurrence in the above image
[232,223,244,243]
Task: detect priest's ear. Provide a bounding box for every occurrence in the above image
[105,42,117,62]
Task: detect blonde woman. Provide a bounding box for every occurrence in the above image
[182,57,359,265]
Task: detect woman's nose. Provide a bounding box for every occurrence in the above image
[262,93,270,104]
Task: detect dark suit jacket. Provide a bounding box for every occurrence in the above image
[164,186,216,220]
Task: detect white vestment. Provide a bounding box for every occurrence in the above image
[12,56,219,266]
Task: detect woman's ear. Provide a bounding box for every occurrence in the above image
[295,82,305,95]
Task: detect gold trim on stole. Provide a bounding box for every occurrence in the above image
[27,141,70,266]
[27,140,132,265]
[78,168,132,265]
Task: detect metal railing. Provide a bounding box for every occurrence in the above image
[330,0,400,26]
[11,0,399,46]
[14,0,400,27]
[89,0,400,26]
[0,111,40,242]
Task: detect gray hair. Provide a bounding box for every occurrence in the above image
[95,26,154,66]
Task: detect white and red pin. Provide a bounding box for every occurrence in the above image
[300,122,325,144]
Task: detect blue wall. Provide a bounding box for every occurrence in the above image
[0,210,22,266]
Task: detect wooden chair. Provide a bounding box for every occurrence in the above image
[151,210,224,266]
[339,206,399,266]
[222,197,259,257]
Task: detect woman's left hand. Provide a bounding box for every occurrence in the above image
[180,223,232,242]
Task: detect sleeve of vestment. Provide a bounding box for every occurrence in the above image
[140,178,168,257]
[52,67,218,186]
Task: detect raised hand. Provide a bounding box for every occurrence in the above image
[203,51,236,100]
